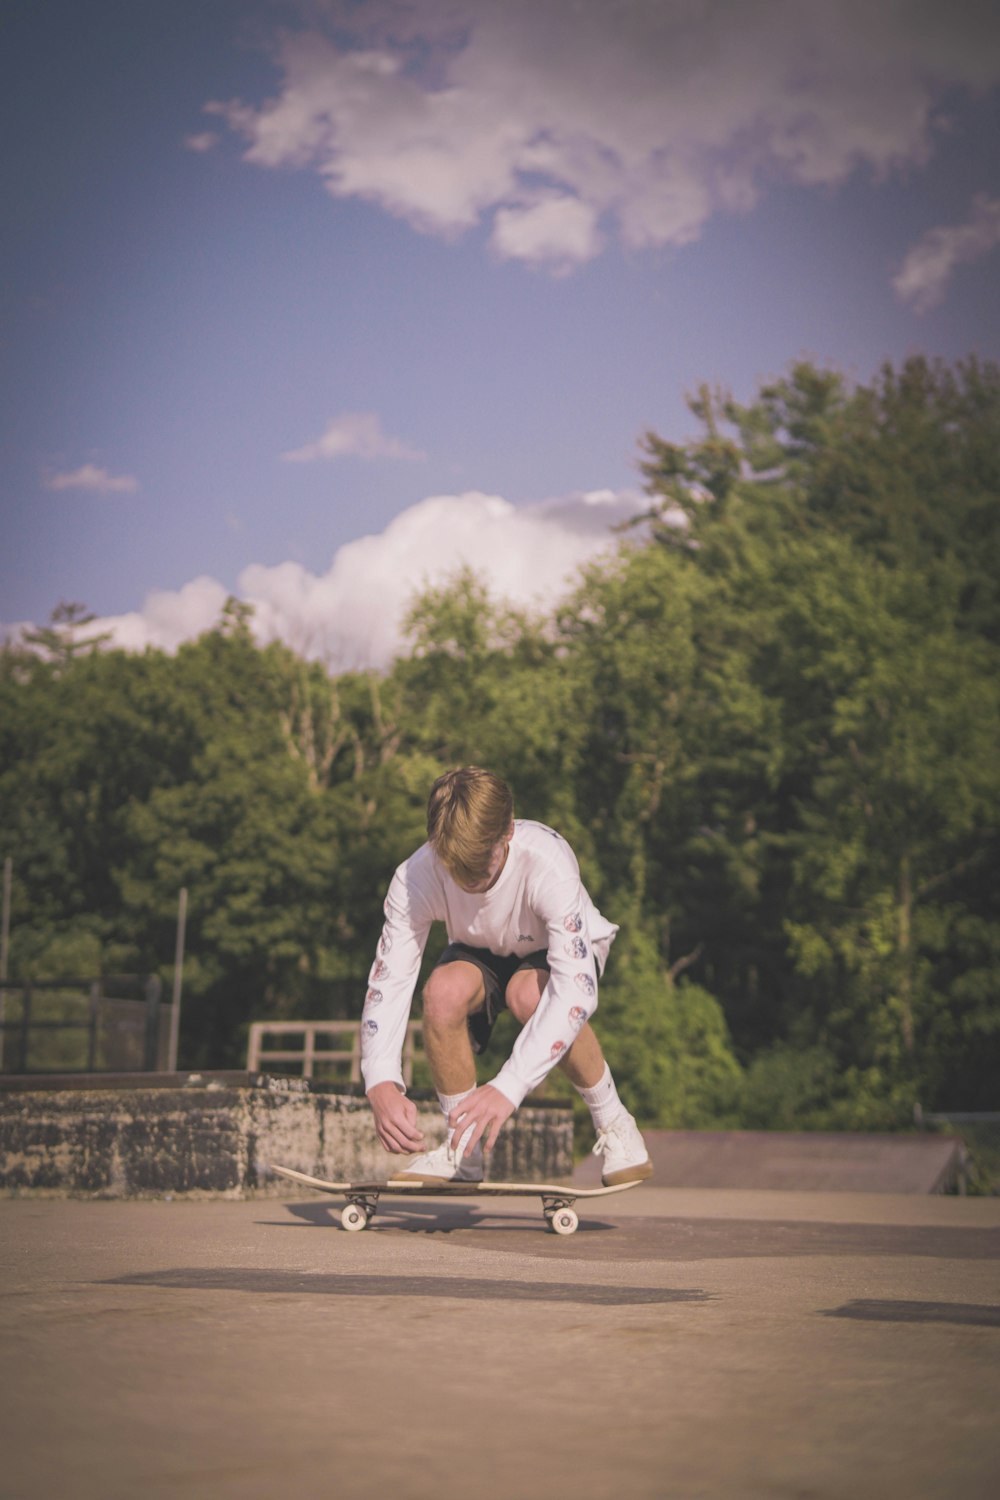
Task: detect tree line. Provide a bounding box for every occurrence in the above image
[2,355,998,1130]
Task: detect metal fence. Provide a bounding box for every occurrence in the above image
[0,975,169,1074]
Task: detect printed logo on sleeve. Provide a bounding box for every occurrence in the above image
[379,931,392,955]
[574,973,596,998]
[362,1019,379,1039]
[568,1005,587,1032]
[565,936,588,961]
[372,959,389,981]
[365,988,383,1005]
[550,1040,566,1060]
[563,912,583,933]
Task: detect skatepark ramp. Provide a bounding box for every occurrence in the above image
[573,1129,968,1193]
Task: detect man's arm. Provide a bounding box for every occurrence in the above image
[491,870,600,1107]
[447,1086,515,1155]
[368,1080,426,1153]
[360,864,433,1151]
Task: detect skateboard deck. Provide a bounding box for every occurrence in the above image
[269,1162,643,1234]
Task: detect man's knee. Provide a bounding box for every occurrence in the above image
[422,964,483,1027]
[506,967,547,1024]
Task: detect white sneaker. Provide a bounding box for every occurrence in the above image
[389,1138,485,1185]
[593,1111,653,1186]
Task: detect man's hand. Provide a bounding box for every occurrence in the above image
[448,1084,515,1155]
[367,1081,426,1155]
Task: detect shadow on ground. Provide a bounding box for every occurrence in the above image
[98,1268,711,1305]
[824,1299,1000,1327]
[257,1200,1000,1262]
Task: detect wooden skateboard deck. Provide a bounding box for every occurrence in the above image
[269,1162,643,1234]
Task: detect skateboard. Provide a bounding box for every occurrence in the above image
[269,1163,642,1234]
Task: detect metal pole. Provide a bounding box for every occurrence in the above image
[167,887,187,1072]
[0,856,10,1069]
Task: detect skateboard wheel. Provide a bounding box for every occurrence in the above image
[549,1207,579,1236]
[341,1204,368,1232]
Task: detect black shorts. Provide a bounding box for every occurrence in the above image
[432,942,550,1056]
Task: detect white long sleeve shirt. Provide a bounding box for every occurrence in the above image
[360,819,619,1108]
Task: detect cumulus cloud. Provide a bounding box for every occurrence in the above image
[9,488,646,668]
[491,194,603,271]
[202,0,1000,272]
[241,487,645,664]
[46,464,139,495]
[184,130,220,153]
[892,194,1000,313]
[282,411,426,463]
[85,577,231,654]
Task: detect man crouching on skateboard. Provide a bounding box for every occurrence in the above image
[361,766,652,1186]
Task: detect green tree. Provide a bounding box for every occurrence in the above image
[594,922,742,1127]
[636,355,1000,1121]
[20,602,112,666]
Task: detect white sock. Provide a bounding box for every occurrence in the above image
[576,1064,625,1131]
[437,1087,480,1155]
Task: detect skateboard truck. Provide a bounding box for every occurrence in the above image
[342,1190,382,1232]
[539,1194,579,1235]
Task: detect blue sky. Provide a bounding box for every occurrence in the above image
[3,0,1000,666]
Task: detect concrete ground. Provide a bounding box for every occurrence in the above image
[1,1185,998,1500]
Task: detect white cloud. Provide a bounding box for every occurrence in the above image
[892,194,1000,313]
[204,0,1000,272]
[86,577,231,653]
[491,195,602,271]
[240,488,645,664]
[282,411,426,463]
[184,131,220,153]
[46,464,139,495]
[7,488,646,669]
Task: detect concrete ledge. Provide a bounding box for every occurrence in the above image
[0,1074,573,1197]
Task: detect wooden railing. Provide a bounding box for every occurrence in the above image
[246,1019,423,1086]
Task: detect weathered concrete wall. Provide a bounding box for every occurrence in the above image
[0,1074,574,1197]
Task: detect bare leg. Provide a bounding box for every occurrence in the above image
[505,968,606,1090]
[421,961,484,1095]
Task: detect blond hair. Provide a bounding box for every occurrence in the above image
[427,767,514,885]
